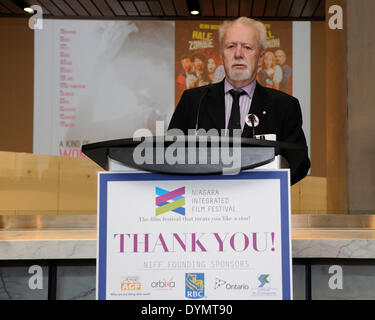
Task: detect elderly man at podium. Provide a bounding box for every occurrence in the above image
[168,17,310,185]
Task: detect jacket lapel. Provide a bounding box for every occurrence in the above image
[204,80,226,130]
[200,80,272,137]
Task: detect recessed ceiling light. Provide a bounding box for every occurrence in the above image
[187,0,201,16]
[24,7,34,14]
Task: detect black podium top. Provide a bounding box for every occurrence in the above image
[82,135,310,185]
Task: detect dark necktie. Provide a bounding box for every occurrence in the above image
[228,89,246,130]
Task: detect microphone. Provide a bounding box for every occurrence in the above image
[194,85,211,135]
[249,114,256,138]
[245,114,259,138]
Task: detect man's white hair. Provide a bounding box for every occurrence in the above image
[218,17,268,52]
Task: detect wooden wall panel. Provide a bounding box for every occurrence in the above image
[148,1,163,15]
[0,152,59,215]
[0,152,327,216]
[277,0,293,17]
[252,0,266,16]
[0,152,18,214]
[239,0,252,16]
[0,152,101,215]
[77,0,102,16]
[310,21,326,177]
[159,0,176,16]
[291,176,327,214]
[50,0,77,16]
[302,0,321,17]
[0,18,33,153]
[64,0,90,16]
[58,156,100,214]
[325,0,348,214]
[347,0,375,214]
[173,0,189,16]
[264,0,279,17]
[213,0,226,16]
[227,0,239,17]
[289,0,306,17]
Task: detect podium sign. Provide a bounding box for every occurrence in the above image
[97,170,292,300]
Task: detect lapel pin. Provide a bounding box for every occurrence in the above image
[262,111,267,115]
[246,114,259,127]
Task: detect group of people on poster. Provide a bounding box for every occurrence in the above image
[257,49,291,93]
[176,49,291,94]
[176,53,225,90]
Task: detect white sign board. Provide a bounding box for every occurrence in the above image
[97,170,292,300]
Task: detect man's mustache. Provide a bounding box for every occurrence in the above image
[230,61,249,68]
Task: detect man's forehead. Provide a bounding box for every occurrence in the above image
[223,23,259,42]
[223,40,255,45]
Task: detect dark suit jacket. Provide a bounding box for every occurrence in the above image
[168,80,310,185]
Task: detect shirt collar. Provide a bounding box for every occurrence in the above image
[224,78,257,98]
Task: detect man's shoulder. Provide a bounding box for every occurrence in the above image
[259,84,298,104]
[182,81,223,97]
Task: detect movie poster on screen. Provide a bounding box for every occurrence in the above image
[258,22,293,95]
[97,171,292,300]
[174,21,293,107]
[175,21,224,106]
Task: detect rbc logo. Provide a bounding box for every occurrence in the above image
[185,273,204,299]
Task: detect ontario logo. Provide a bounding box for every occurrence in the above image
[155,187,185,216]
[185,273,204,299]
[214,277,249,290]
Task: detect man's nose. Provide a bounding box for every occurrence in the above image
[234,44,243,59]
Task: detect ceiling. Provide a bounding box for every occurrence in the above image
[0,0,325,20]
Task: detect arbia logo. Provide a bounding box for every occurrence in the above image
[151,277,176,290]
[155,187,185,216]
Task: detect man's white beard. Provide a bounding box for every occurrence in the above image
[228,63,252,81]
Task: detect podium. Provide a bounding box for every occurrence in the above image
[82,136,300,300]
[82,135,306,179]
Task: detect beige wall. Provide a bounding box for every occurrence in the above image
[347,0,375,213]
